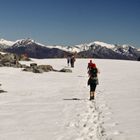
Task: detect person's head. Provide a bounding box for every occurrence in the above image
[89,60,92,63]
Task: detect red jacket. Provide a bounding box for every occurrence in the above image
[88,62,96,69]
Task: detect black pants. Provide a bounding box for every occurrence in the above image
[90,83,97,92]
[88,77,97,92]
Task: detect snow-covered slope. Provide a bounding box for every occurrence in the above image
[0,58,140,140]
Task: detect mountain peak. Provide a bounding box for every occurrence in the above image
[15,38,35,45]
[13,38,46,47]
[93,41,115,49]
[0,39,15,47]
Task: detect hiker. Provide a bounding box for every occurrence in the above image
[87,60,99,100]
[67,55,71,66]
[70,55,76,67]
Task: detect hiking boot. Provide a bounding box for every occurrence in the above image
[90,92,94,100]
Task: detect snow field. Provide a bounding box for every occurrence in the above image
[0,58,140,140]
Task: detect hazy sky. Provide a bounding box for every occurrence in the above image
[0,0,140,47]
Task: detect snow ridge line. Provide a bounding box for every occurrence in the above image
[74,100,106,140]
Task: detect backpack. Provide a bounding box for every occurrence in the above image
[89,67,98,77]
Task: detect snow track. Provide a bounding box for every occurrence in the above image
[70,100,104,140]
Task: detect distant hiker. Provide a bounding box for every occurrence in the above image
[70,55,76,68]
[87,60,99,100]
[67,55,71,66]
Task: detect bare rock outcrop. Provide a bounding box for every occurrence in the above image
[22,63,55,73]
[0,52,30,68]
[0,52,72,74]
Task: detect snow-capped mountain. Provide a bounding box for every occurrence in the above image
[47,41,116,53]
[0,38,140,60]
[2,38,70,59]
[48,41,140,58]
[77,41,140,60]
[0,38,46,49]
[11,38,46,48]
[0,39,15,48]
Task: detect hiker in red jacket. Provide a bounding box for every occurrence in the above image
[87,60,99,100]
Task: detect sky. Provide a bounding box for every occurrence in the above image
[0,0,140,47]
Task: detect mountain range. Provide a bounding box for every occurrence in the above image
[0,38,140,60]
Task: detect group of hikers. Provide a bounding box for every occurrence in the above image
[66,55,99,100]
[67,54,76,67]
